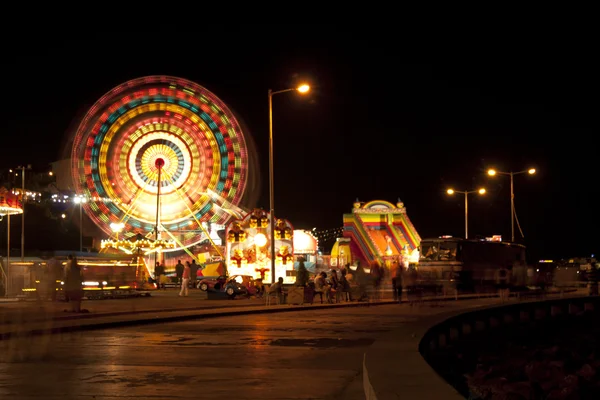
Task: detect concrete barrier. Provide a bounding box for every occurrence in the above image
[362,293,597,399]
[419,296,600,398]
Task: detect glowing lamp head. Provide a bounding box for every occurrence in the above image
[487,169,497,176]
[110,222,125,233]
[447,189,455,195]
[297,84,310,94]
[254,233,267,248]
[528,168,536,175]
[478,188,486,195]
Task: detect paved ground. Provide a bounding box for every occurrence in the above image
[0,289,265,324]
[0,297,504,400]
[1,288,585,399]
[0,288,502,339]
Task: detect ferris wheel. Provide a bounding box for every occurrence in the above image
[71,76,249,251]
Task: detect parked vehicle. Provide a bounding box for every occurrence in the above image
[196,275,227,291]
[197,274,261,299]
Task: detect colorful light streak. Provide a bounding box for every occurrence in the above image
[71,76,249,247]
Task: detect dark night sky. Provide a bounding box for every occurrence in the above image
[1,29,598,261]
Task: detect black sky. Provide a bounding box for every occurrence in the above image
[1,29,598,261]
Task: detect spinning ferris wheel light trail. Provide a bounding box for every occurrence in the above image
[154,157,165,240]
[153,157,165,265]
[162,172,224,258]
[73,76,250,256]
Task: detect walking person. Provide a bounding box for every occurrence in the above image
[154,261,166,290]
[496,265,511,303]
[405,266,419,306]
[64,255,85,312]
[179,261,190,296]
[391,261,403,302]
[46,258,62,301]
[175,259,184,285]
[190,259,199,289]
[370,261,384,300]
[354,261,369,301]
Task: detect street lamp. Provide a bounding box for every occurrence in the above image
[73,196,87,252]
[446,188,486,239]
[487,168,536,242]
[268,83,311,283]
[15,165,31,262]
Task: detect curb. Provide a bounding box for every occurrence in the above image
[0,300,394,340]
[3,301,267,323]
[2,292,499,327]
[2,291,556,340]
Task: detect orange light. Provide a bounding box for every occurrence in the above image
[297,84,310,93]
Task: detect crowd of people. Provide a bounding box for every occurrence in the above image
[152,259,203,294]
[263,260,391,304]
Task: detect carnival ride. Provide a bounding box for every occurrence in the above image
[70,76,250,283]
[341,199,421,267]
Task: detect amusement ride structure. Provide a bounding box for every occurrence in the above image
[66,76,422,287]
[70,76,249,266]
[335,199,421,267]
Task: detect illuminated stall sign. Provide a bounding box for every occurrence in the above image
[293,229,318,256]
[225,208,295,283]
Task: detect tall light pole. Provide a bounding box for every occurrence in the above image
[446,188,486,239]
[16,165,31,262]
[74,196,87,252]
[268,83,310,283]
[487,168,536,242]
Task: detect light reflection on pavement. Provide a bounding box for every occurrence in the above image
[0,300,494,399]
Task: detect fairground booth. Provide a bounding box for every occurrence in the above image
[226,208,295,283]
[292,229,319,274]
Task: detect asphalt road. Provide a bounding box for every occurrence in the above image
[0,299,502,400]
